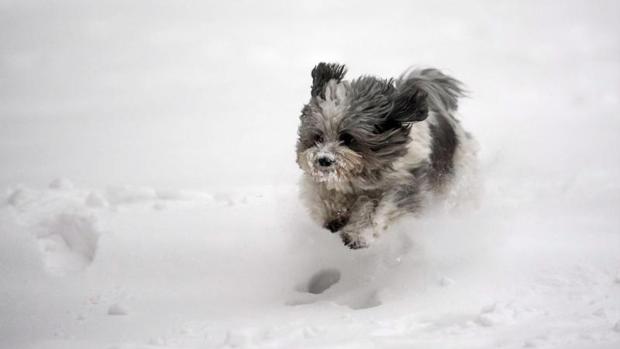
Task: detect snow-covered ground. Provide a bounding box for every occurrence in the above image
[1,1,620,348]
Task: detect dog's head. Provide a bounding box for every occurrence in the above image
[296,62,429,189]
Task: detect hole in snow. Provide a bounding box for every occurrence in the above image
[305,268,341,294]
[36,213,101,276]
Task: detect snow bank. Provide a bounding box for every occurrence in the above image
[1,174,618,348]
[36,213,101,276]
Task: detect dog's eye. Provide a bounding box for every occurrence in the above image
[339,132,355,146]
[313,134,324,144]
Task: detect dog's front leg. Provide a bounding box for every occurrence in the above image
[339,196,379,249]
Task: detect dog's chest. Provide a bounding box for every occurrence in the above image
[319,187,355,219]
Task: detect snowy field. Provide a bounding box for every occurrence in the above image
[1,1,620,348]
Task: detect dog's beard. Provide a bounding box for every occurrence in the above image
[297,146,364,187]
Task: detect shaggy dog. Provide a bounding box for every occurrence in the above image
[296,63,477,249]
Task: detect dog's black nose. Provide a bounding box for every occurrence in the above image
[317,156,334,167]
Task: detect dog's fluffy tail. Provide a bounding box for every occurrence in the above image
[396,68,466,114]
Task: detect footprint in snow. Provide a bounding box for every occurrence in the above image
[36,213,101,276]
[305,268,341,294]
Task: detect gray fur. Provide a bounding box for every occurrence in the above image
[297,63,475,249]
[396,68,465,115]
[428,112,459,184]
[311,63,347,99]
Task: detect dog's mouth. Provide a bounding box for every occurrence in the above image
[310,166,343,183]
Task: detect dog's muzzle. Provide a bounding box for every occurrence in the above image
[315,151,336,169]
[317,156,334,167]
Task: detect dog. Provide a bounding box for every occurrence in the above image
[296,62,477,249]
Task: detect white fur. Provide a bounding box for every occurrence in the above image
[389,114,433,180]
[318,80,349,129]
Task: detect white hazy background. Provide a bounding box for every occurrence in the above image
[2,0,618,189]
[1,1,620,349]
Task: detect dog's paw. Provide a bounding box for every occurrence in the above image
[340,224,380,249]
[324,216,348,233]
[339,231,369,249]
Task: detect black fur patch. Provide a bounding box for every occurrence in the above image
[339,233,366,249]
[389,86,429,124]
[340,233,352,246]
[311,62,347,99]
[429,113,458,182]
[324,216,348,233]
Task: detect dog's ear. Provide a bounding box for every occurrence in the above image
[311,62,347,99]
[388,85,429,125]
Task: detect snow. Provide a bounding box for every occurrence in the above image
[36,213,101,276]
[1,0,620,348]
[107,304,129,316]
[48,178,75,191]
